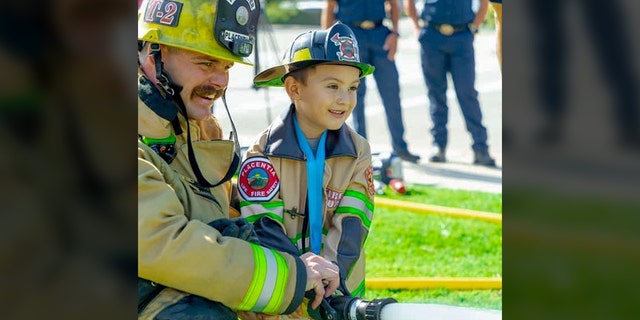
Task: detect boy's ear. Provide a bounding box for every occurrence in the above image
[284,76,301,100]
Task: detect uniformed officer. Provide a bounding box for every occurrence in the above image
[405,0,497,166]
[322,0,421,163]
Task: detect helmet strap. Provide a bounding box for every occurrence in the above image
[144,44,241,188]
[149,43,175,99]
[173,88,240,189]
[220,90,242,160]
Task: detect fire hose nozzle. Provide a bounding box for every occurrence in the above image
[306,290,397,320]
[357,298,398,320]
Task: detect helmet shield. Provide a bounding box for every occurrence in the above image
[138,0,259,65]
[253,22,375,87]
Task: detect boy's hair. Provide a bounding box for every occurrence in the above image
[285,66,315,85]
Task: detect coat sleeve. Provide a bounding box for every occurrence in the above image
[138,143,306,314]
[238,139,300,256]
[324,138,374,296]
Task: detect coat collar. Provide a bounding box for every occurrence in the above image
[138,74,174,139]
[138,72,223,141]
[264,104,358,160]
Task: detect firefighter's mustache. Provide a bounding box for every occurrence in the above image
[193,86,224,100]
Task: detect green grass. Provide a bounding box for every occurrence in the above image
[363,185,502,310]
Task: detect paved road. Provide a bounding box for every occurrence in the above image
[219,18,502,194]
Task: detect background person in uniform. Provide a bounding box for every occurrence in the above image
[322,0,421,163]
[526,0,640,147]
[137,0,339,319]
[404,0,497,167]
[241,22,376,318]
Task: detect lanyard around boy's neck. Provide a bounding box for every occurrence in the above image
[293,114,327,255]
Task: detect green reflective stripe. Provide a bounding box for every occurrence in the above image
[351,279,366,297]
[238,245,267,310]
[141,134,176,145]
[344,190,374,211]
[334,206,372,228]
[290,233,303,249]
[338,195,373,225]
[241,201,284,223]
[239,245,289,313]
[240,200,284,209]
[290,233,303,242]
[261,249,289,313]
[253,247,279,311]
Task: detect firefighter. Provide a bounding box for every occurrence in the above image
[137,0,339,318]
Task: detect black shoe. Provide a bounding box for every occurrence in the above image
[429,148,446,163]
[473,150,496,167]
[395,149,421,163]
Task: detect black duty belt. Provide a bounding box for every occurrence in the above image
[426,22,469,36]
[350,20,384,30]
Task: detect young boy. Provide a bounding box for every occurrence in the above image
[238,23,376,302]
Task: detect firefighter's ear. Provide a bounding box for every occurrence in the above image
[284,76,301,100]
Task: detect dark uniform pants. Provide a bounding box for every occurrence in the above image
[350,27,409,152]
[418,27,489,152]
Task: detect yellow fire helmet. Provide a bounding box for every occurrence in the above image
[138,0,260,65]
[253,22,375,87]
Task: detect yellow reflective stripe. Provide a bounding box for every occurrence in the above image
[238,245,267,310]
[253,247,279,310]
[261,249,289,313]
[239,245,290,313]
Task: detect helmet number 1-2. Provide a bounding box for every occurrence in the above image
[144,0,183,27]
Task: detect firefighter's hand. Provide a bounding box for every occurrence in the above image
[300,252,340,310]
[208,217,260,244]
[383,32,398,61]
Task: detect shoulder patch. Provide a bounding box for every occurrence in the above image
[239,157,280,201]
[326,188,344,209]
[365,165,375,197]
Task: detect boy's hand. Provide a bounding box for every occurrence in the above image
[300,252,340,310]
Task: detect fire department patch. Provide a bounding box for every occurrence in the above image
[326,188,344,209]
[239,157,280,201]
[330,33,359,62]
[365,165,375,196]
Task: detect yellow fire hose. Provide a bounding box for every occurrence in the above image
[374,197,502,224]
[370,199,502,290]
[366,277,502,290]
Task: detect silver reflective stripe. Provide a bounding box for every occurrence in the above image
[340,195,373,222]
[254,246,279,310]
